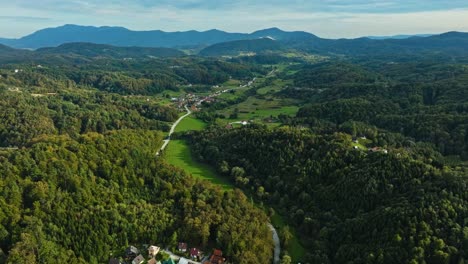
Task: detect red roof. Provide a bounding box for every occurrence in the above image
[190,248,200,256]
[208,249,224,264]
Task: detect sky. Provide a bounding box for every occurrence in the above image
[0,0,468,39]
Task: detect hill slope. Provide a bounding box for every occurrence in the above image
[199,38,284,56]
[37,42,184,58]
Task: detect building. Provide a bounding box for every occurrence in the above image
[203,249,225,264]
[132,255,145,264]
[178,242,188,252]
[368,147,388,154]
[190,248,202,259]
[148,245,160,258]
[126,246,139,259]
[147,259,158,264]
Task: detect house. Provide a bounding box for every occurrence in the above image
[126,246,139,259]
[178,242,188,252]
[147,259,158,264]
[190,248,202,259]
[179,257,190,264]
[203,249,225,264]
[368,147,388,154]
[148,245,160,258]
[132,255,145,264]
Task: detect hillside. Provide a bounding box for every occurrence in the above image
[295,32,468,56]
[37,42,185,58]
[199,38,284,56]
[188,126,468,264]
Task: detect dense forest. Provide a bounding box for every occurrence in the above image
[1,40,468,264]
[0,57,266,95]
[281,61,468,158]
[187,127,468,264]
[0,54,275,264]
[0,89,177,147]
[0,130,273,263]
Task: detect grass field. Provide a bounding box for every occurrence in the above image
[165,140,233,191]
[174,116,207,133]
[218,96,300,121]
[256,79,292,95]
[271,213,306,262]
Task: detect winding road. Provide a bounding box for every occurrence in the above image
[158,93,281,264]
[157,105,192,155]
[269,224,281,264]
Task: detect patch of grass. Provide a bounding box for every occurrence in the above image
[351,138,373,150]
[174,116,207,133]
[271,213,306,262]
[256,79,291,95]
[219,105,299,125]
[165,140,233,191]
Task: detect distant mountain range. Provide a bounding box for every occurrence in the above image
[1,25,468,57]
[0,24,314,50]
[366,34,434,40]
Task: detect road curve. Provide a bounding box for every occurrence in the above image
[269,223,281,264]
[157,105,192,155]
[157,105,281,263]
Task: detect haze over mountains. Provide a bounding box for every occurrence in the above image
[1,24,468,58]
[0,24,314,49]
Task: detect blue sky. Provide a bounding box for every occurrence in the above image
[1,0,467,38]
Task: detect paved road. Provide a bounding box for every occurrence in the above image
[157,89,281,263]
[269,224,281,264]
[157,105,192,155]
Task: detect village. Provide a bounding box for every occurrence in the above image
[109,243,227,264]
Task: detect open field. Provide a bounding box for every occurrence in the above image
[256,79,292,95]
[174,116,207,133]
[217,96,300,124]
[165,140,233,191]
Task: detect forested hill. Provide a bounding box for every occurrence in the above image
[187,127,468,264]
[199,38,284,56]
[37,43,185,58]
[0,42,184,62]
[287,61,468,157]
[0,130,273,263]
[0,57,266,95]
